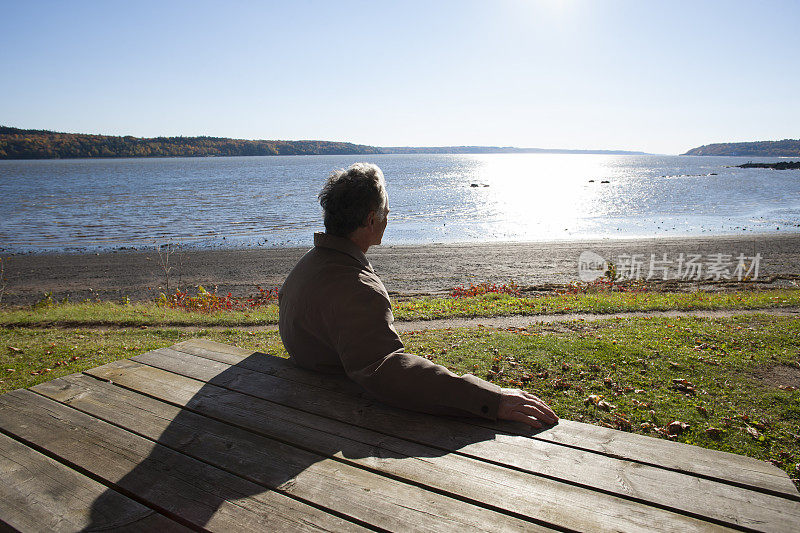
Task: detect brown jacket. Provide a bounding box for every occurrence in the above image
[279,232,501,419]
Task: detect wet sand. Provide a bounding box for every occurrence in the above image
[2,233,799,305]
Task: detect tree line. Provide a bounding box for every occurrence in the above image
[0,126,382,159]
[682,139,800,156]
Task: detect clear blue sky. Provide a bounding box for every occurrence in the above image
[2,0,798,154]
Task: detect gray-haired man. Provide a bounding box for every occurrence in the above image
[279,163,557,428]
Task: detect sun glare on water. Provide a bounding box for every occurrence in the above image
[465,154,611,239]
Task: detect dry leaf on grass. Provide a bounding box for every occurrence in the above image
[668,420,689,435]
[597,400,616,412]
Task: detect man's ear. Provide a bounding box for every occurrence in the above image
[365,210,376,228]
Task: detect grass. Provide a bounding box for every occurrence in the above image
[0,327,287,392]
[402,314,800,487]
[0,301,279,327]
[1,313,798,488]
[1,288,798,327]
[392,288,800,320]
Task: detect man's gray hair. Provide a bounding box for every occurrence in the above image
[318,163,388,237]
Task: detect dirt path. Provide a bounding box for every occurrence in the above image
[64,307,799,333]
[393,306,800,331]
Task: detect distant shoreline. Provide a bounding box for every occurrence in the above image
[683,139,800,157]
[0,126,647,159]
[3,232,798,306]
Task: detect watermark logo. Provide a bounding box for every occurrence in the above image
[577,251,762,281]
[578,251,608,282]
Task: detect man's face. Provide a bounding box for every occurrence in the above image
[374,205,389,245]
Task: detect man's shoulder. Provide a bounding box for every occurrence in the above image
[284,246,388,299]
[356,269,389,299]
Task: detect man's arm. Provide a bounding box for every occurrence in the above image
[330,283,557,427]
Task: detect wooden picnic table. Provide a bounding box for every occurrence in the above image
[0,339,798,532]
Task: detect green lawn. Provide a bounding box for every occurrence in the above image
[1,313,798,488]
[392,288,800,320]
[402,314,800,486]
[1,288,798,326]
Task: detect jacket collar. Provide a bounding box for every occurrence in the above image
[314,232,373,270]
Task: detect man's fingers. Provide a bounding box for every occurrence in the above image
[507,410,543,429]
[525,398,559,422]
[498,388,559,427]
[517,403,558,424]
[516,392,559,421]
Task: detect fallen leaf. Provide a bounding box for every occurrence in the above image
[668,420,689,435]
[705,427,724,439]
[597,400,616,412]
[8,346,22,353]
[746,426,761,439]
[696,405,708,417]
[553,380,571,390]
[613,415,632,431]
[584,395,600,406]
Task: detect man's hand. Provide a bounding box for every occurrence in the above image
[497,388,558,429]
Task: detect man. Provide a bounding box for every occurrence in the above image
[279,163,557,428]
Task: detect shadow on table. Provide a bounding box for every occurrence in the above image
[84,353,530,530]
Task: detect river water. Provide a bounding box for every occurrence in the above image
[1,153,799,253]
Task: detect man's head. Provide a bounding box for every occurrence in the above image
[318,163,389,247]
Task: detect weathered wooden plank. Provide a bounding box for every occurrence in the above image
[86,359,772,532]
[173,338,800,498]
[123,346,800,531]
[0,389,367,532]
[32,375,542,533]
[0,431,189,532]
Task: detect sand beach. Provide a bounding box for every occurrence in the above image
[1,233,799,306]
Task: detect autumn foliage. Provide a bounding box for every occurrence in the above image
[449,282,521,298]
[0,126,381,159]
[159,285,278,313]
